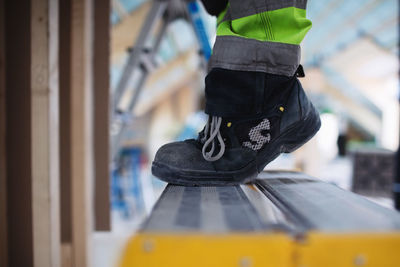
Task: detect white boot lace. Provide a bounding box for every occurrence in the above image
[201,116,225,161]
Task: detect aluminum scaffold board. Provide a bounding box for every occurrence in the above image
[120,171,400,267]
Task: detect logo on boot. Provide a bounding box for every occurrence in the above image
[243,119,271,151]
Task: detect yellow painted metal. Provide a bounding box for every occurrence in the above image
[119,231,400,267]
[297,232,400,267]
[119,232,294,267]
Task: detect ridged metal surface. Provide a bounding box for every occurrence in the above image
[143,185,278,232]
[143,171,400,233]
[257,172,400,231]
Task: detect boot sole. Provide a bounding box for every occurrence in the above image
[152,109,321,186]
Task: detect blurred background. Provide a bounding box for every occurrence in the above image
[0,0,398,266]
[97,0,399,265]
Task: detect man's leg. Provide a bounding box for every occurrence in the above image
[210,0,311,76]
[151,0,320,185]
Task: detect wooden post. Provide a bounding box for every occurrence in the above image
[93,0,111,231]
[5,0,61,266]
[31,0,61,266]
[0,0,8,265]
[70,0,94,266]
[5,1,34,266]
[60,0,110,265]
[59,0,72,249]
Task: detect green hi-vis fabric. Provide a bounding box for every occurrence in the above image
[218,7,311,45]
[210,0,312,76]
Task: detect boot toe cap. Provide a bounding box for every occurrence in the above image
[153,141,213,171]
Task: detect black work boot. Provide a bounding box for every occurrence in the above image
[152,68,321,186]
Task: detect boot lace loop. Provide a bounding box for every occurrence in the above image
[201,116,225,161]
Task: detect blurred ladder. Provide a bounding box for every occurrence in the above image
[111,0,211,160]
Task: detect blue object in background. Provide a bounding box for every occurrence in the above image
[187,1,212,60]
[111,168,128,217]
[111,147,145,219]
[176,112,208,141]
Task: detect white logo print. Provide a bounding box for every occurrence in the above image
[243,119,271,151]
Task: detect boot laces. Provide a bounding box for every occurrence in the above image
[201,116,225,162]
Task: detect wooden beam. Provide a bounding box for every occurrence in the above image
[59,0,72,247]
[93,0,111,231]
[5,0,61,266]
[0,0,8,265]
[61,244,72,267]
[5,1,34,266]
[112,0,128,19]
[30,0,61,266]
[132,50,199,116]
[70,0,94,266]
[111,1,151,63]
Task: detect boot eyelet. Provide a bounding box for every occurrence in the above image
[227,122,232,127]
[279,106,285,112]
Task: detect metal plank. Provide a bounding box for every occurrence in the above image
[142,185,285,233]
[257,171,400,231]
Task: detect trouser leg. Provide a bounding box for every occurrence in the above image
[203,0,311,76]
